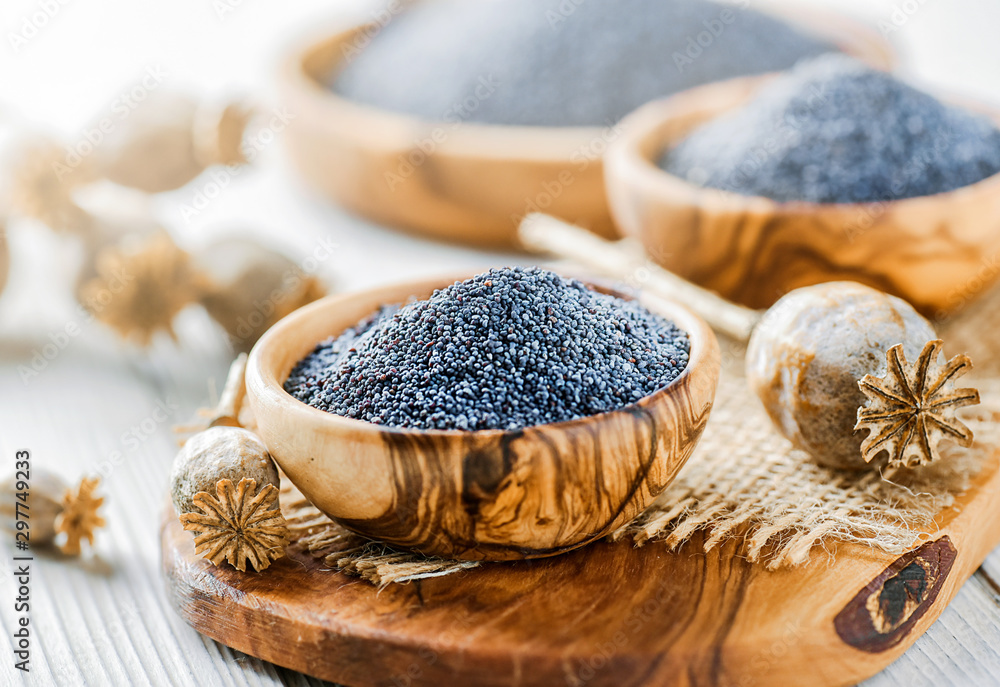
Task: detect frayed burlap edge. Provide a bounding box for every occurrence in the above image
[279,380,999,586]
[609,374,1000,570]
[282,489,480,588]
[270,278,1000,586]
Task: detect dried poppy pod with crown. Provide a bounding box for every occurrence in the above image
[179,477,289,573]
[0,468,68,546]
[170,425,281,516]
[5,136,97,233]
[855,340,979,468]
[746,283,952,469]
[69,190,325,350]
[519,214,981,470]
[77,229,204,345]
[55,477,106,556]
[72,186,163,297]
[171,356,289,573]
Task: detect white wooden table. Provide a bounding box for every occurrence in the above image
[1,1,1000,685]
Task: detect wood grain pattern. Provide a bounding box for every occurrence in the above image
[278,7,894,250]
[835,537,958,652]
[3,262,1000,687]
[161,443,1000,687]
[245,274,720,560]
[863,572,1000,687]
[604,77,1000,316]
[2,2,997,685]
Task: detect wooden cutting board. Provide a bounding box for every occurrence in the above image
[161,448,1000,687]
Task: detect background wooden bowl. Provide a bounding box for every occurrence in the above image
[605,76,1000,317]
[245,274,720,561]
[279,8,894,249]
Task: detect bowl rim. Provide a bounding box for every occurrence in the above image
[281,22,606,164]
[246,270,718,441]
[280,3,895,164]
[613,73,1000,213]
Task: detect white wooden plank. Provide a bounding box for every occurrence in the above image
[0,287,309,687]
[0,1,997,686]
[980,547,1000,589]
[862,572,1000,687]
[5,264,1000,687]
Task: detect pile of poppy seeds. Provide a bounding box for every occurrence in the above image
[333,0,833,127]
[662,55,1000,203]
[284,268,691,431]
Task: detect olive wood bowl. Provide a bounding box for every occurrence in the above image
[604,75,1000,317]
[245,274,720,561]
[279,7,893,249]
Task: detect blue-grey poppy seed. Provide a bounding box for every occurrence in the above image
[663,55,1000,203]
[284,267,690,431]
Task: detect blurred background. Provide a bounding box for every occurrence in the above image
[2,0,999,349]
[2,0,1000,685]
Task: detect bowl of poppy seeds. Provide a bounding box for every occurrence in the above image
[246,267,720,560]
[280,0,893,247]
[605,54,1000,316]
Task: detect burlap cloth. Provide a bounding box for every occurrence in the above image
[280,284,1000,586]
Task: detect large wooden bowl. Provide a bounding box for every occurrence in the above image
[279,8,893,249]
[605,76,1000,317]
[245,274,720,561]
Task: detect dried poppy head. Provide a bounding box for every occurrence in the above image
[746,282,940,470]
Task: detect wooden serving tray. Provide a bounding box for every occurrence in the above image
[161,448,1000,687]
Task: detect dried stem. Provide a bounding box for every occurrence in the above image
[209,353,248,428]
[518,214,762,341]
[173,353,248,441]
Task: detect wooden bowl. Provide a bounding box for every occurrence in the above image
[605,75,1000,317]
[245,274,720,561]
[279,8,893,249]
